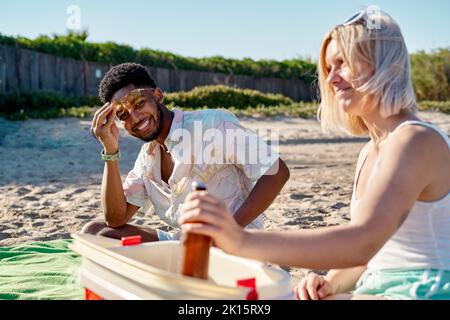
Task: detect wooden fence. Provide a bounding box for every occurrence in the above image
[0,44,315,101]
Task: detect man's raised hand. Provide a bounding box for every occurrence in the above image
[91,102,120,153]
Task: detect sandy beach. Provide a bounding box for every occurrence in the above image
[1,111,449,281]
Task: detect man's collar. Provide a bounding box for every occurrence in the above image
[165,108,184,145]
[145,108,184,156]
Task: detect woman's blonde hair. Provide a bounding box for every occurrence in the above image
[318,9,417,135]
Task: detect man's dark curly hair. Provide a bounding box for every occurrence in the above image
[98,63,157,104]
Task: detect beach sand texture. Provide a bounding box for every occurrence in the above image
[1,111,449,281]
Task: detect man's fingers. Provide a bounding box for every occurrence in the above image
[97,102,112,113]
[93,102,111,124]
[96,104,114,126]
[106,106,117,127]
[92,103,112,131]
[92,105,116,138]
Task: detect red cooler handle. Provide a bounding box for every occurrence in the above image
[121,235,142,246]
[237,277,258,300]
[85,288,103,300]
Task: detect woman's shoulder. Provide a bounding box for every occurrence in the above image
[389,121,449,151]
[380,122,449,170]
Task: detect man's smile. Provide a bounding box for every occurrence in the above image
[134,117,154,133]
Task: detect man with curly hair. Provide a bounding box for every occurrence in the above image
[81,62,290,242]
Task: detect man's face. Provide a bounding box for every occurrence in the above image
[111,84,164,142]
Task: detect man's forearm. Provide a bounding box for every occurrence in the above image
[101,161,127,227]
[234,159,290,227]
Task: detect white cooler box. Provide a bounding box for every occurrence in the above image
[70,233,294,300]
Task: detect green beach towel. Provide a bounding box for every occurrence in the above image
[0,239,84,300]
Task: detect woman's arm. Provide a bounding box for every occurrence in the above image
[296,266,367,300]
[180,127,439,269]
[181,192,373,268]
[325,266,367,294]
[238,226,372,269]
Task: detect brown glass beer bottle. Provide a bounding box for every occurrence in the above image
[179,181,212,279]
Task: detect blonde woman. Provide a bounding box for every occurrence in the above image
[179,9,450,300]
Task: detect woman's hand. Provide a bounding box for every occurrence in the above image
[179,191,246,255]
[296,272,334,300]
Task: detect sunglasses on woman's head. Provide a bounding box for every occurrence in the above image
[340,6,381,29]
[343,10,365,25]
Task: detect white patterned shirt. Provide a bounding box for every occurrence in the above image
[123,108,279,231]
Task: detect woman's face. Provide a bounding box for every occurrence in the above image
[325,39,371,116]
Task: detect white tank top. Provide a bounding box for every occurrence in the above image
[350,121,450,271]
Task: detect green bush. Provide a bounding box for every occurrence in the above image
[0,86,303,120]
[164,85,293,109]
[1,85,448,121]
[411,48,450,101]
[0,31,316,82]
[0,91,100,120]
[2,106,96,121]
[418,100,450,114]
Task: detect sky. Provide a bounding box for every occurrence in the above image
[0,0,449,62]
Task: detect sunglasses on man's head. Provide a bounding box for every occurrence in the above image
[111,88,154,121]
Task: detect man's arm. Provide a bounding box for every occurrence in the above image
[102,160,140,228]
[233,158,290,227]
[91,102,140,228]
